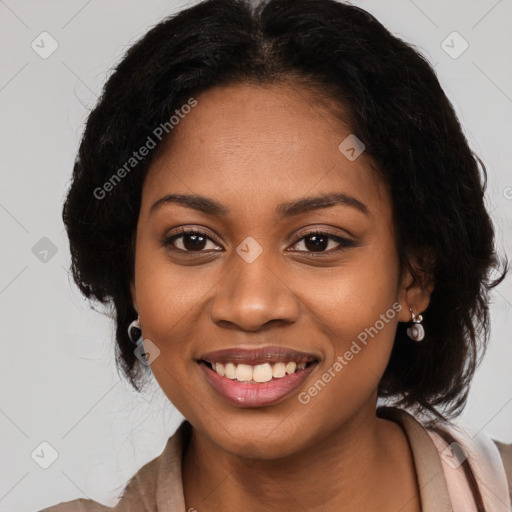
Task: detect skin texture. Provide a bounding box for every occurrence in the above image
[130,82,434,511]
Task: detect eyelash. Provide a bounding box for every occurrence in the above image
[162,227,355,256]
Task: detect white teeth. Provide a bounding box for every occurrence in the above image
[208,360,310,382]
[272,362,286,378]
[225,362,236,379]
[285,362,297,374]
[215,362,225,377]
[253,363,273,383]
[236,364,254,381]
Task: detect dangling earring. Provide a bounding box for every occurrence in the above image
[406,308,425,342]
[127,316,142,346]
[127,316,152,375]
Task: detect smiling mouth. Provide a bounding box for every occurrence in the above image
[197,346,320,406]
[200,359,318,383]
[198,354,319,407]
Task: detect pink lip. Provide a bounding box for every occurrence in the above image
[199,360,318,408]
[199,346,318,366]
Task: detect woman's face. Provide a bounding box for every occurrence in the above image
[131,82,431,458]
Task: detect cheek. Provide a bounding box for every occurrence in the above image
[133,245,207,414]
[294,266,401,428]
[301,243,400,336]
[294,244,401,392]
[133,243,207,354]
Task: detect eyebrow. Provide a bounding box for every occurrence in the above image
[149,192,369,218]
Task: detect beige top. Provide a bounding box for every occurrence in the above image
[39,407,512,512]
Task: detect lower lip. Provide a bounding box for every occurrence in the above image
[199,362,317,408]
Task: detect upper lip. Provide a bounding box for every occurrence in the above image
[199,346,319,365]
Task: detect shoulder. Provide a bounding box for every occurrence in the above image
[493,439,512,506]
[418,411,512,511]
[37,456,162,512]
[37,420,191,512]
[377,405,512,511]
[38,497,113,511]
[427,424,511,511]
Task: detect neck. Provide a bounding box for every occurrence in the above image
[182,403,421,512]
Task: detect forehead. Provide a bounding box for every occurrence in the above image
[143,82,390,221]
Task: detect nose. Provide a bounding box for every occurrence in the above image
[208,251,301,332]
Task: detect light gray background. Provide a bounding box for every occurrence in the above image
[0,1,511,510]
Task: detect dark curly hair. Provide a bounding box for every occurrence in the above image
[63,0,507,426]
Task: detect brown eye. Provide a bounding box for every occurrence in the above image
[290,231,354,254]
[163,228,222,252]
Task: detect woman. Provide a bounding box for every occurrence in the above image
[41,0,511,510]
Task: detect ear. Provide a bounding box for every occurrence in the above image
[396,254,435,323]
